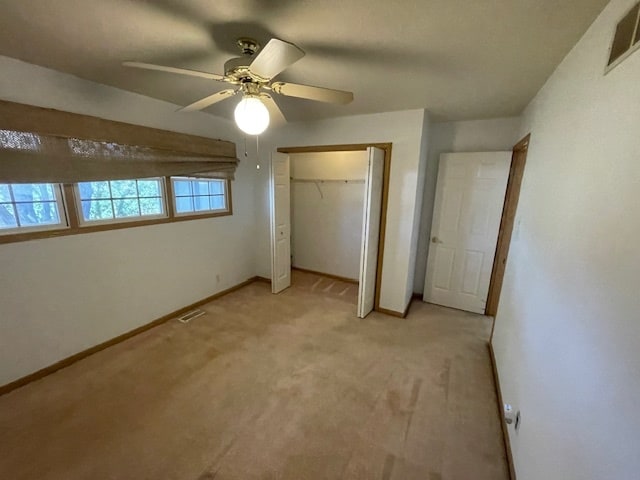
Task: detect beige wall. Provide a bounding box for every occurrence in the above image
[492,0,640,478]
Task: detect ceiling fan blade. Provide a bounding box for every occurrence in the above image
[179,89,237,112]
[271,81,353,105]
[122,62,226,81]
[260,94,287,128]
[249,39,305,79]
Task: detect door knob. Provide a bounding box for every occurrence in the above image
[431,236,443,244]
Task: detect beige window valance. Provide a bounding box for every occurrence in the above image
[0,101,239,183]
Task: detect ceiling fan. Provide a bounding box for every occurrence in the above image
[123,38,354,135]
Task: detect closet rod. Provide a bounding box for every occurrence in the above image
[291,178,366,184]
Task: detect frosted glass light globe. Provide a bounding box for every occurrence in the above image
[234,96,270,135]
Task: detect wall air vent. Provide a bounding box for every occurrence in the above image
[606,1,640,72]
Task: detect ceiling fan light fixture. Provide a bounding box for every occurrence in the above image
[234,96,270,135]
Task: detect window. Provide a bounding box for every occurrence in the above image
[171,177,229,215]
[1,176,231,244]
[607,1,640,69]
[76,178,166,224]
[0,183,67,234]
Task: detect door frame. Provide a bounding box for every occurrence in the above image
[277,143,392,312]
[485,134,531,317]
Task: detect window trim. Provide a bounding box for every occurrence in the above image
[74,177,169,227]
[170,176,230,218]
[0,183,69,235]
[0,177,232,245]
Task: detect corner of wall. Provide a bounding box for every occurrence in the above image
[405,109,432,304]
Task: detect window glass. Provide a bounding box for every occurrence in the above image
[171,177,228,215]
[0,183,66,233]
[173,180,191,196]
[77,178,165,224]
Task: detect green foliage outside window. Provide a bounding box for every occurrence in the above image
[77,178,164,222]
[0,183,62,229]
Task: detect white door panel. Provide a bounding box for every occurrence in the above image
[357,147,385,318]
[424,152,511,314]
[270,152,291,293]
[433,246,456,290]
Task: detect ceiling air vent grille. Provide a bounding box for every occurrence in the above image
[606,1,640,71]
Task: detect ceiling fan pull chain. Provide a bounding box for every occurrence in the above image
[256,135,261,170]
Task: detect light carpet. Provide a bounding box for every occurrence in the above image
[0,271,508,479]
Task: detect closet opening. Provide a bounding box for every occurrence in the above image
[270,144,391,318]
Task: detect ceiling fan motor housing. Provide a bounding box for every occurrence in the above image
[224,57,253,79]
[224,38,269,83]
[224,57,271,84]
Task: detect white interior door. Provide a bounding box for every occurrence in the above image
[270,152,291,293]
[424,152,511,314]
[357,147,385,318]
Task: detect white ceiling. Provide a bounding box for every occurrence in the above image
[0,0,608,122]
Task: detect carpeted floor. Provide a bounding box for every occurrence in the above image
[0,271,508,480]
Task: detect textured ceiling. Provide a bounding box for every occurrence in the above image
[0,0,608,122]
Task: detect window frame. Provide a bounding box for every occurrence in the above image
[170,176,230,218]
[0,176,233,245]
[0,183,69,235]
[605,0,640,74]
[73,177,168,227]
